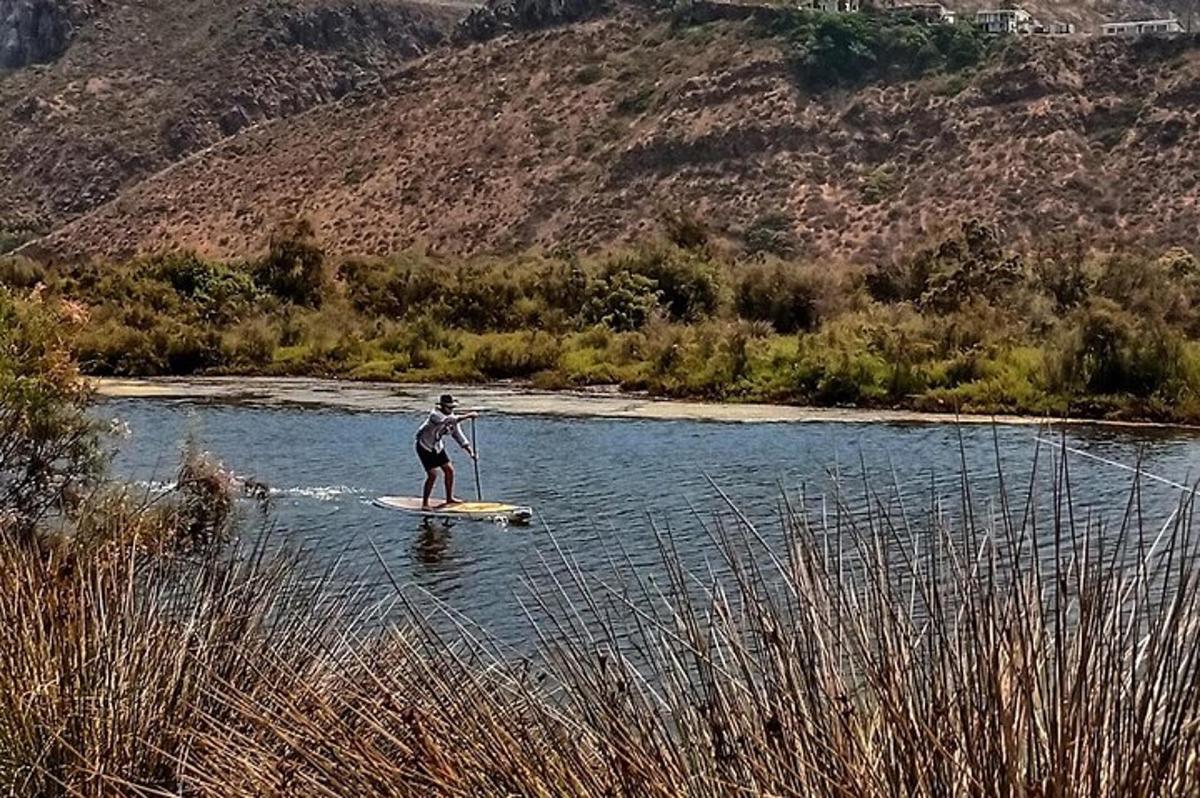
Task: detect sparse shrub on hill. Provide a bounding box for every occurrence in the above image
[743,212,800,257]
[459,0,608,41]
[661,207,710,250]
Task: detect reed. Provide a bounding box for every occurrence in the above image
[3,444,1200,796]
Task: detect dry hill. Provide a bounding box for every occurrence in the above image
[19,6,1200,266]
[0,0,459,244]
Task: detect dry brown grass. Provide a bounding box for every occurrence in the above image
[3,441,1200,795]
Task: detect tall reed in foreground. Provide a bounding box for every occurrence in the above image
[3,446,1200,796]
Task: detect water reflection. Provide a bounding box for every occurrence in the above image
[413,519,454,566]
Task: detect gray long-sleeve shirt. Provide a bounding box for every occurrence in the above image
[415,409,470,453]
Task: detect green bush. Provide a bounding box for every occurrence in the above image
[0,256,47,289]
[1054,300,1185,397]
[584,270,661,331]
[604,246,722,322]
[0,289,104,535]
[866,221,1024,311]
[766,11,991,90]
[0,224,34,255]
[735,262,821,333]
[254,220,326,307]
[744,213,800,257]
[471,332,563,379]
[152,253,259,323]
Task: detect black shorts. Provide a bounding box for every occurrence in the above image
[416,443,450,471]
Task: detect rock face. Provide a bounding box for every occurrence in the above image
[459,0,608,41]
[0,0,70,70]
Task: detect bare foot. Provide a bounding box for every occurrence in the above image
[421,503,432,511]
[443,497,464,506]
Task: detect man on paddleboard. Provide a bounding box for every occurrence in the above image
[415,394,477,510]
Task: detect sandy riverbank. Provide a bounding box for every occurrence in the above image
[92,376,1199,430]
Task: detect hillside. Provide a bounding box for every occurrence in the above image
[18,7,1199,266]
[0,0,460,245]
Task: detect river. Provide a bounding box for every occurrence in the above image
[100,378,1200,650]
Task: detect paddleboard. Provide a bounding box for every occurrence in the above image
[374,496,533,525]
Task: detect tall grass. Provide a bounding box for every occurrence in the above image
[3,447,1200,795]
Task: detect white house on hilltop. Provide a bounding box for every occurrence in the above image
[806,0,861,12]
[1100,18,1184,36]
[975,8,1033,34]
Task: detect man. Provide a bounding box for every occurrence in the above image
[415,394,478,510]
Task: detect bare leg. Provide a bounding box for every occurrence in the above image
[422,469,438,510]
[442,463,461,504]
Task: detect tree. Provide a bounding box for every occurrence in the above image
[0,289,104,538]
[254,219,326,307]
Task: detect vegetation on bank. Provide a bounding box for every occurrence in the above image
[4,219,1200,422]
[4,283,1200,795]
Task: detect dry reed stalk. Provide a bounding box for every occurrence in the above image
[3,444,1200,796]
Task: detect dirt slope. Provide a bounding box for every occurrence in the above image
[20,10,1200,264]
[0,0,459,240]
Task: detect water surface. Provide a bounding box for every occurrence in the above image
[102,391,1200,649]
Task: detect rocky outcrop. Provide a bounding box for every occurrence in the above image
[459,0,609,41]
[0,0,70,69]
[261,1,446,54]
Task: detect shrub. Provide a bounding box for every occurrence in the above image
[768,11,991,90]
[584,270,662,331]
[471,332,563,379]
[604,246,723,322]
[735,261,822,333]
[153,252,259,323]
[0,256,47,289]
[221,317,278,368]
[661,207,709,250]
[0,289,104,536]
[861,166,899,204]
[254,219,326,307]
[0,224,34,255]
[1054,299,1186,397]
[744,213,800,257]
[867,220,1024,311]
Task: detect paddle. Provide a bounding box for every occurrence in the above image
[470,415,482,502]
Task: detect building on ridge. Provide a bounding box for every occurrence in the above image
[975,7,1034,34]
[1100,18,1185,36]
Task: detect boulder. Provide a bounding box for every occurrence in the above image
[0,0,71,70]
